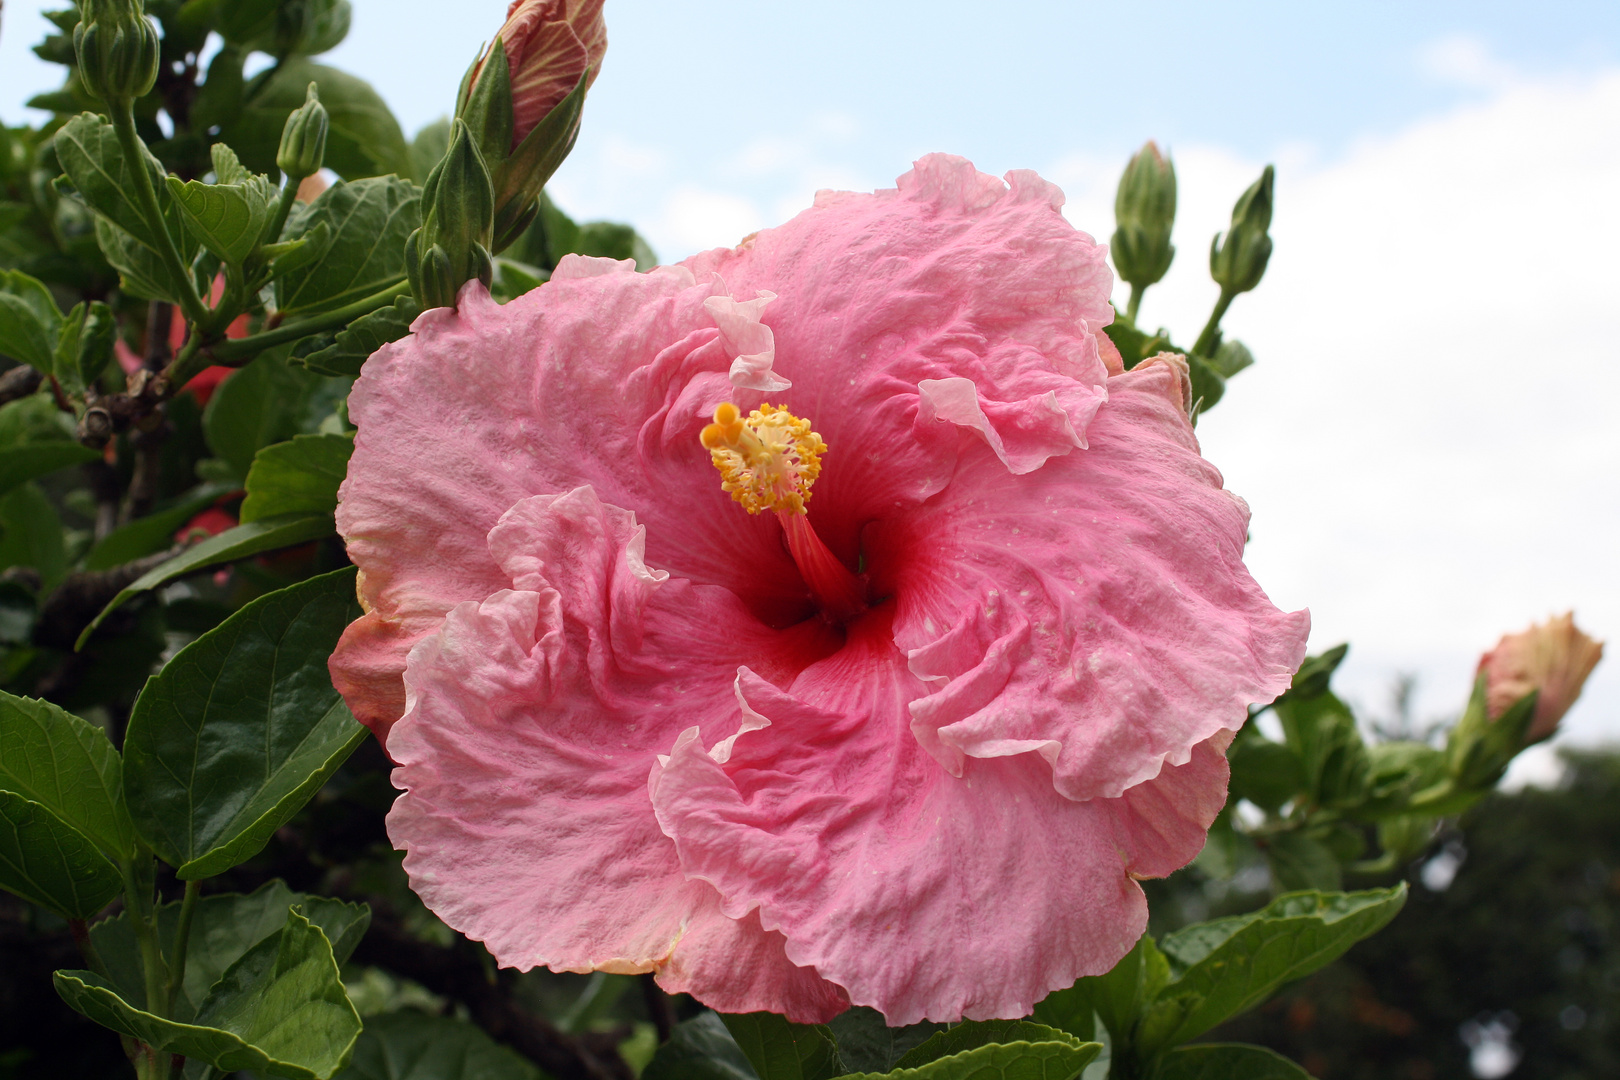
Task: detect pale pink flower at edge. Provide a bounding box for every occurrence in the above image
[329,155,1311,1025]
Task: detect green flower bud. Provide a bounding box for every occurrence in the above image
[72,0,160,104]
[406,119,495,310]
[277,83,330,181]
[1209,165,1275,296]
[1111,141,1177,290]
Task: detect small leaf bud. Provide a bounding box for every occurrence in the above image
[277,83,330,181]
[1209,165,1275,296]
[1111,141,1177,291]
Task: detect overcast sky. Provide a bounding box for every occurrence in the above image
[2,2,1617,767]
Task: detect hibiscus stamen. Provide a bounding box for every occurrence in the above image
[701,403,866,622]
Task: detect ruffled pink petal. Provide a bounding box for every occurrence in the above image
[649,615,1154,1025]
[333,269,811,743]
[685,154,1118,560]
[883,356,1310,801]
[656,906,850,1023]
[387,485,843,1015]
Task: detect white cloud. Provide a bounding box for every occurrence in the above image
[1049,57,1620,739]
[1420,34,1520,91]
[657,188,765,254]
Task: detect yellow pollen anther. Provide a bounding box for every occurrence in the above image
[701,402,826,515]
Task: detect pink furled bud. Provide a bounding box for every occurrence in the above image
[480,0,606,149]
[1478,612,1604,741]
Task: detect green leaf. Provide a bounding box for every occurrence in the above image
[1090,933,1170,1043]
[1148,1043,1311,1080]
[1276,644,1348,704]
[203,351,328,480]
[0,441,102,496]
[76,513,337,648]
[0,482,67,589]
[1274,690,1369,809]
[644,1013,759,1080]
[720,1012,841,1080]
[165,167,274,266]
[82,488,227,571]
[1139,886,1408,1055]
[336,1010,541,1080]
[53,299,116,394]
[93,214,186,304]
[1227,737,1306,813]
[227,59,410,181]
[408,119,451,186]
[1031,984,1095,1043]
[92,880,369,1018]
[53,114,171,252]
[274,176,420,316]
[0,690,134,857]
[57,906,363,1078]
[826,1008,944,1075]
[1207,341,1255,380]
[0,269,63,367]
[241,433,352,523]
[1263,831,1343,893]
[841,1034,1100,1080]
[0,789,122,918]
[123,567,365,879]
[292,295,421,377]
[895,1021,1080,1070]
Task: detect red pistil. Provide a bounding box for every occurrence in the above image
[778,511,867,624]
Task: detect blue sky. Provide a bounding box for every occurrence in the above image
[2,2,1619,764]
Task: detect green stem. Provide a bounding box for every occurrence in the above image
[164,880,201,1015]
[264,177,302,248]
[109,102,207,329]
[1191,288,1235,357]
[202,278,411,366]
[1125,284,1143,324]
[120,857,166,1015]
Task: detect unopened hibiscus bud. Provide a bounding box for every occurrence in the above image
[1111,141,1176,294]
[405,119,494,310]
[459,0,606,252]
[1478,612,1603,743]
[73,0,160,104]
[1209,164,1274,296]
[277,84,329,182]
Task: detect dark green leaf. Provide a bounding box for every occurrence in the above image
[227,60,410,181]
[1031,984,1095,1043]
[1273,690,1369,808]
[826,1007,944,1075]
[76,513,337,648]
[0,483,67,589]
[1263,832,1343,893]
[1277,645,1348,704]
[82,488,226,571]
[1090,933,1170,1042]
[1148,1043,1311,1080]
[123,567,365,878]
[573,221,658,270]
[336,1010,540,1080]
[894,1021,1076,1070]
[0,442,102,496]
[53,299,116,393]
[0,269,63,367]
[1185,352,1225,412]
[1101,313,1173,371]
[1227,738,1306,813]
[203,351,328,480]
[291,295,420,377]
[57,906,362,1078]
[274,176,419,316]
[842,1034,1100,1080]
[92,880,370,1018]
[241,433,352,523]
[0,690,133,857]
[720,1012,840,1080]
[643,1013,759,1080]
[1139,886,1407,1054]
[0,789,122,918]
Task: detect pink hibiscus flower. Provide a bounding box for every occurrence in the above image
[331,155,1309,1024]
